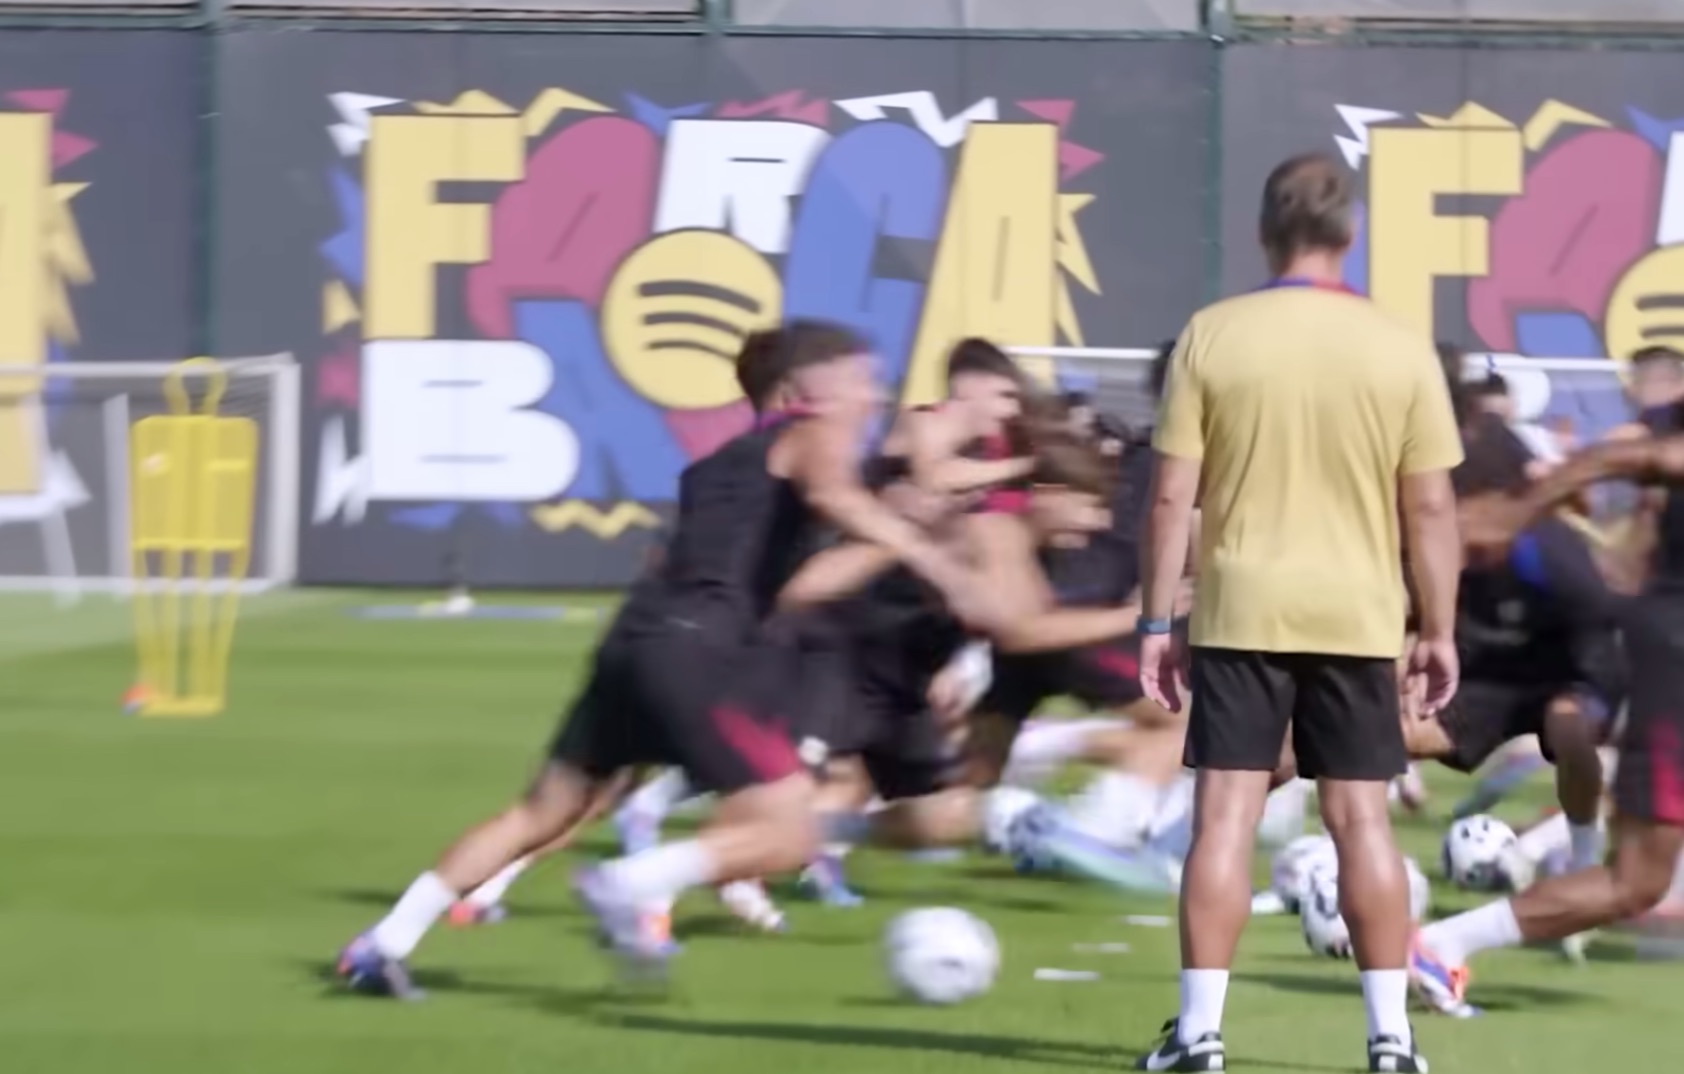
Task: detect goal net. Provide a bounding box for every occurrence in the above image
[0,354,301,602]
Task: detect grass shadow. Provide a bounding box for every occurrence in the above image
[676,915,858,946]
[1235,969,1592,1012]
[595,1011,1123,1068]
[316,886,580,921]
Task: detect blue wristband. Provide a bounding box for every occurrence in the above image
[1139,617,1174,636]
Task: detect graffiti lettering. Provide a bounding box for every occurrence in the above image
[316,86,1106,539]
[0,112,51,495]
[361,339,579,501]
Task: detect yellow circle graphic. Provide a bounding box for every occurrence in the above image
[601,230,784,410]
[1605,245,1684,367]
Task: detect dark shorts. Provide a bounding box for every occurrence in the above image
[1614,595,1684,826]
[817,643,953,801]
[550,629,806,795]
[1186,647,1406,781]
[982,638,1146,722]
[1433,679,1558,773]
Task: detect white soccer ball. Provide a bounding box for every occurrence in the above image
[884,907,1000,1005]
[1300,864,1352,959]
[1442,815,1522,892]
[983,786,1042,854]
[1271,834,1337,913]
[1005,800,1065,875]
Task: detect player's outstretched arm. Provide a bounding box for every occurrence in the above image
[962,511,1141,653]
[1467,434,1684,559]
[780,416,984,616]
[902,406,1034,494]
[776,541,900,611]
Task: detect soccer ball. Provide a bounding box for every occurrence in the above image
[1442,815,1522,892]
[1300,864,1352,959]
[1005,801,1064,875]
[1271,834,1337,913]
[884,907,1000,1005]
[983,786,1042,854]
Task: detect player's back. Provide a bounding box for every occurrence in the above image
[1158,287,1461,657]
[626,419,815,639]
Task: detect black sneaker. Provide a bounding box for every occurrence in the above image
[1368,1033,1428,1073]
[1134,1018,1225,1071]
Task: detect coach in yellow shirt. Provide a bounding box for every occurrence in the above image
[1131,154,1463,1074]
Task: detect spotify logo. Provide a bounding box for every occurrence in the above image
[602,230,783,409]
[1605,245,1684,364]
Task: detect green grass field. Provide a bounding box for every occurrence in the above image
[0,590,1676,1073]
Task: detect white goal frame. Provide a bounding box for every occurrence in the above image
[0,353,301,600]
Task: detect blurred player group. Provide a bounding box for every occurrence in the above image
[332,315,1684,1041]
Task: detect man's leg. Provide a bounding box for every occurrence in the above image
[1543,697,1607,871]
[1297,654,1419,1071]
[1414,815,1683,1009]
[340,761,601,997]
[1414,608,1684,1009]
[1135,648,1290,1073]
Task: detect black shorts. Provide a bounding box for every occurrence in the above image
[1433,679,1558,773]
[1186,647,1406,781]
[982,638,1146,722]
[549,629,806,795]
[818,643,953,801]
[1613,594,1684,826]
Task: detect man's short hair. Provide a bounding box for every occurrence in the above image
[1631,345,1684,372]
[946,337,1022,384]
[735,320,867,411]
[1259,153,1354,259]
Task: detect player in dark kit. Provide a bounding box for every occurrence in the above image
[1382,352,1621,885]
[1412,425,1684,1014]
[335,322,989,997]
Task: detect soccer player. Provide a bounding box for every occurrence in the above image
[335,321,992,997]
[1132,154,1463,1074]
[1411,427,1684,1014]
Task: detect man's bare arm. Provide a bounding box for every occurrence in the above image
[783,418,978,602]
[777,542,899,611]
[905,407,1034,493]
[1514,434,1684,527]
[1399,469,1460,643]
[1140,453,1201,623]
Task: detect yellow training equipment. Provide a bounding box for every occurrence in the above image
[128,359,258,717]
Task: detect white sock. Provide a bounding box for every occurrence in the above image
[1568,822,1605,872]
[1067,771,1157,846]
[1001,718,1123,788]
[1421,899,1523,965]
[1359,969,1412,1044]
[369,871,457,960]
[600,839,718,905]
[1177,969,1229,1040]
[1517,812,1569,864]
[623,769,692,823]
[465,856,530,909]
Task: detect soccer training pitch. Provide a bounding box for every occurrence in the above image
[0,590,1674,1073]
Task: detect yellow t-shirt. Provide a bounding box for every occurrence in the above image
[1153,287,1464,658]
